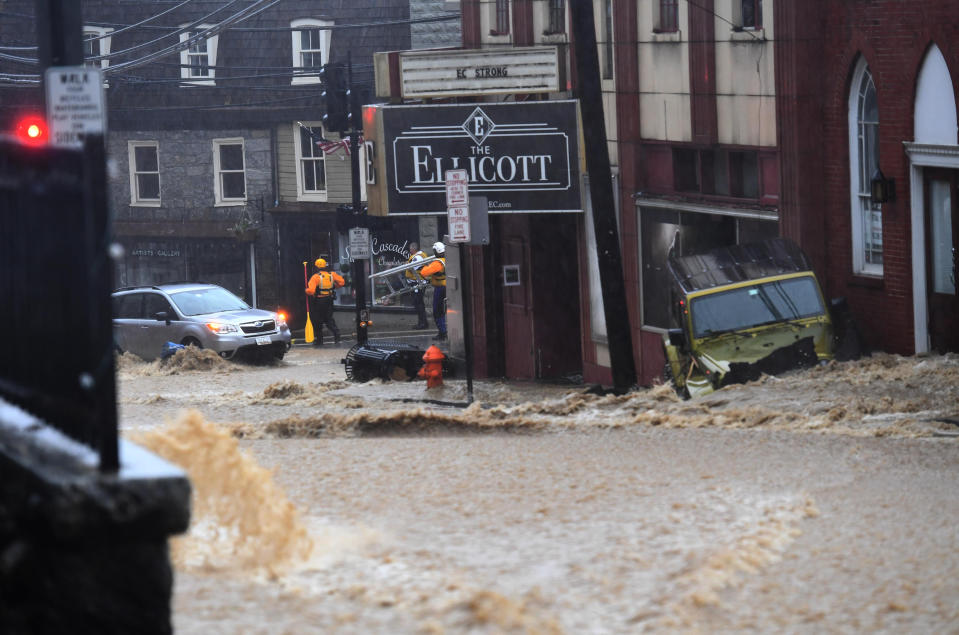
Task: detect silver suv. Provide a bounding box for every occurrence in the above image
[112,283,291,361]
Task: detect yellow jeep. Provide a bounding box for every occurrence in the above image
[662,238,835,399]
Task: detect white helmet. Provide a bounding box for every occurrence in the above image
[432,241,445,254]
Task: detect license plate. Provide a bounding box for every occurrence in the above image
[255,336,270,346]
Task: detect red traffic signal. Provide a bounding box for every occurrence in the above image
[14,115,49,147]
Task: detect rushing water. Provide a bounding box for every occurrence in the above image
[121,347,959,633]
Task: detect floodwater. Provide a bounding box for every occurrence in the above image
[119,347,959,633]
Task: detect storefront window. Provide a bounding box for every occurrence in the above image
[335,216,434,308]
[639,208,776,329]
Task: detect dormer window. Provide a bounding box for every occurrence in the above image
[179,25,218,85]
[291,19,333,85]
[83,26,112,70]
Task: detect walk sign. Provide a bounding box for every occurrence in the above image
[44,67,106,149]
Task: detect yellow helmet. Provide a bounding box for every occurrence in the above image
[315,258,327,268]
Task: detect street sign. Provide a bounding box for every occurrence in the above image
[445,168,469,207]
[446,170,471,243]
[448,206,471,243]
[44,66,106,149]
[349,227,370,259]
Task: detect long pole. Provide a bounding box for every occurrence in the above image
[460,245,474,404]
[570,0,637,393]
[347,51,368,346]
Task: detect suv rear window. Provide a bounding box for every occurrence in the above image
[113,293,143,319]
[690,276,825,338]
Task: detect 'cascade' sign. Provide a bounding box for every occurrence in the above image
[365,101,582,216]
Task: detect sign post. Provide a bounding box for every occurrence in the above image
[445,170,473,403]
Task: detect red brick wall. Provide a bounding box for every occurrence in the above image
[779,0,959,355]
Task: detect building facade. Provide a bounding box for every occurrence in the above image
[450,0,959,385]
[1,0,417,330]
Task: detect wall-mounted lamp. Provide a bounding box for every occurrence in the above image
[870,168,896,204]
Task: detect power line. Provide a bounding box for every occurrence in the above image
[0,13,460,52]
[106,0,281,74]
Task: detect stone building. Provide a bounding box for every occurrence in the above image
[0,0,420,329]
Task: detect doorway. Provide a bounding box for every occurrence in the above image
[924,168,958,353]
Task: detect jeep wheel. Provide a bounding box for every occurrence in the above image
[181,337,202,349]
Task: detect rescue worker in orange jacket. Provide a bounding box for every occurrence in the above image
[306,258,345,346]
[418,241,447,341]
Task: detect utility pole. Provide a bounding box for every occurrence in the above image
[570,0,637,393]
[33,0,119,470]
[347,52,369,346]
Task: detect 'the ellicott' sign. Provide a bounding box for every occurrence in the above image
[365,101,583,216]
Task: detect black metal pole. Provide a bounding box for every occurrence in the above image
[347,52,368,346]
[84,135,119,472]
[570,0,637,392]
[34,0,119,470]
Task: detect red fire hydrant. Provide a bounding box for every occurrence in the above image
[417,345,445,388]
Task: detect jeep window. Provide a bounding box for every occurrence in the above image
[169,287,248,316]
[690,276,825,339]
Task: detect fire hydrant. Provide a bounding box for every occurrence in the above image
[417,345,445,388]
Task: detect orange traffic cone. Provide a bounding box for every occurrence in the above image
[417,345,445,388]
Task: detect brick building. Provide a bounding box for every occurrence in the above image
[776,0,959,357]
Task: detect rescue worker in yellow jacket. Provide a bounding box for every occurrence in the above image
[306,258,345,346]
[404,242,429,330]
[418,241,447,341]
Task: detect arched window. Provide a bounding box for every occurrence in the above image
[848,57,882,275]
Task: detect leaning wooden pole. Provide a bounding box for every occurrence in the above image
[569,0,637,392]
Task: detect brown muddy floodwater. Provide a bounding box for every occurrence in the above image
[118,347,959,634]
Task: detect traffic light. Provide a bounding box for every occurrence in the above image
[320,63,349,133]
[13,114,48,147]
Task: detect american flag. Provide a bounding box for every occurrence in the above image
[316,136,363,156]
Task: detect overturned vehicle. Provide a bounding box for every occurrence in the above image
[662,238,837,398]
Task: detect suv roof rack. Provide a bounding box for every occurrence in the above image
[112,285,161,292]
[667,238,813,294]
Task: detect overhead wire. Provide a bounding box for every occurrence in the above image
[105,0,275,69]
[1,0,247,65]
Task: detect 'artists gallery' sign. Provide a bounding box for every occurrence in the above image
[365,101,583,216]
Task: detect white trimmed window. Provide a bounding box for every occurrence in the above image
[848,57,883,276]
[294,123,327,200]
[179,25,218,85]
[83,26,112,70]
[291,19,332,85]
[213,138,246,205]
[128,141,160,207]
